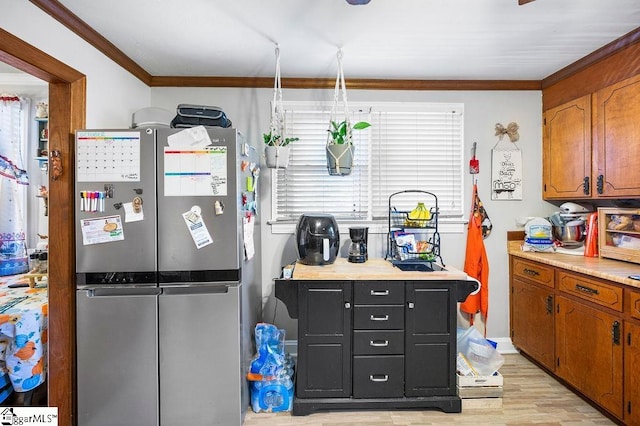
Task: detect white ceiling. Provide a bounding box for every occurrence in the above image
[52,0,640,81]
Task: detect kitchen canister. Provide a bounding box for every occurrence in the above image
[523,217,554,252]
[584,212,598,257]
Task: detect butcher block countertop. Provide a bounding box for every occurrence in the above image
[508,241,640,290]
[292,258,468,281]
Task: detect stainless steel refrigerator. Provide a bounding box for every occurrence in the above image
[75,127,260,426]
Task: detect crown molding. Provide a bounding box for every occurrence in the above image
[150,76,541,91]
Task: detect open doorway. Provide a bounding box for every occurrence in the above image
[0,27,85,425]
[0,63,49,405]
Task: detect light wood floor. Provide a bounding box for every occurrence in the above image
[243,353,616,425]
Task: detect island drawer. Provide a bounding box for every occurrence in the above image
[352,355,404,398]
[354,306,404,330]
[558,271,623,312]
[354,281,404,305]
[353,330,404,355]
[512,258,554,288]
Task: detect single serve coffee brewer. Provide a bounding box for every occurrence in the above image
[348,227,368,263]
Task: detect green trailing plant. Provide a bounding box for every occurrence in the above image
[263,131,299,147]
[328,120,371,145]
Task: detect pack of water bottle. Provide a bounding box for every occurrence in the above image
[247,323,294,413]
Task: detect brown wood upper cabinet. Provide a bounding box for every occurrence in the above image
[594,73,640,198]
[543,72,640,200]
[543,94,592,199]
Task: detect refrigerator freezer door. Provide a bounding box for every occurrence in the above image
[75,129,157,277]
[156,128,242,275]
[76,287,160,426]
[159,283,244,425]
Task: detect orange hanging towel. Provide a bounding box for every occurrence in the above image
[460,184,489,333]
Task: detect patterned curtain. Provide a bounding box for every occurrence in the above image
[0,96,30,276]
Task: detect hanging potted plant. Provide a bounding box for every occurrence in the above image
[264,131,298,168]
[326,49,371,176]
[326,119,370,175]
[264,45,298,169]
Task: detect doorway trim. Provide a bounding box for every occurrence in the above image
[0,27,85,426]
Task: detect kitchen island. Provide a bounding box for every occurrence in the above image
[275,258,477,416]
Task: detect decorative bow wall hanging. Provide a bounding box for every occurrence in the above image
[491,121,522,200]
[494,122,520,143]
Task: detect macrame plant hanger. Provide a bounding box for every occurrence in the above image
[326,49,354,176]
[266,44,289,169]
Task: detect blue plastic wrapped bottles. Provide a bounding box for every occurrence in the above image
[247,323,294,413]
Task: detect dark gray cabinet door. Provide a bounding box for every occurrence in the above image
[297,281,352,398]
[76,289,159,426]
[404,281,457,397]
[159,285,242,426]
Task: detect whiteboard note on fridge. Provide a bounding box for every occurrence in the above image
[163,146,227,196]
[76,131,141,182]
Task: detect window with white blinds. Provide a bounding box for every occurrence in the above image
[271,102,464,222]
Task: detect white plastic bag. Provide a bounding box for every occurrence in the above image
[457,326,504,376]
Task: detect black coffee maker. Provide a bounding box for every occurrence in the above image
[348,227,368,263]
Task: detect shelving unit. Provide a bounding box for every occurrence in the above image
[35,117,48,171]
[386,190,443,271]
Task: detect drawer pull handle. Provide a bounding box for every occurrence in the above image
[370,290,390,296]
[575,284,599,296]
[523,268,540,276]
[370,340,389,347]
[370,314,389,321]
[369,374,389,382]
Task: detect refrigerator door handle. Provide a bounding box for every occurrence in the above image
[87,287,162,297]
[161,285,231,296]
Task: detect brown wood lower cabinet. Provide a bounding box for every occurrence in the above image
[626,321,640,424]
[511,278,555,370]
[509,255,637,423]
[555,295,623,418]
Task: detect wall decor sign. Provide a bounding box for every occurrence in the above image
[491,122,522,200]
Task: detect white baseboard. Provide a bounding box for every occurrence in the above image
[491,337,518,354]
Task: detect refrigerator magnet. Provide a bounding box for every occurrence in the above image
[123,201,144,223]
[182,206,213,249]
[81,215,124,246]
[246,176,254,192]
[214,200,224,215]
